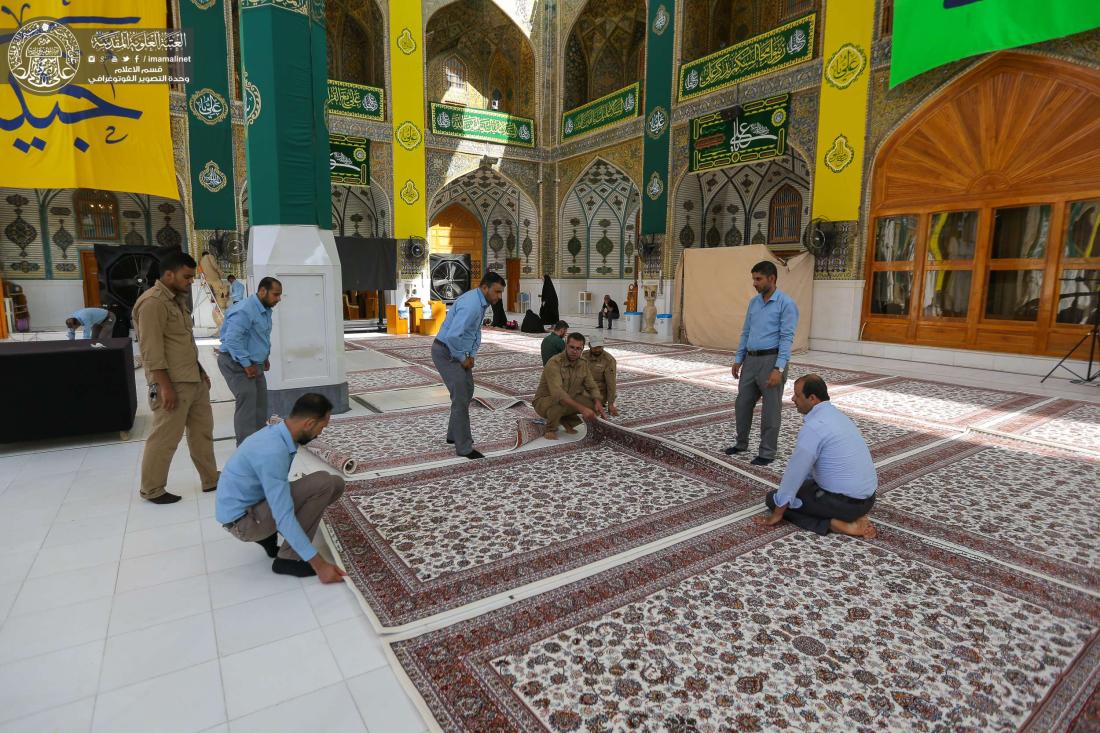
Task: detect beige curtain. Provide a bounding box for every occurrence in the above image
[671,245,813,353]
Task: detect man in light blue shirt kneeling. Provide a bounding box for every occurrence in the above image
[215,393,347,582]
[754,374,878,539]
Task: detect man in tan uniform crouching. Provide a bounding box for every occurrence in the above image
[582,333,619,417]
[533,332,605,439]
[132,250,219,504]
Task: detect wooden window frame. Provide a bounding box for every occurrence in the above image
[74,189,121,241]
[768,184,802,245]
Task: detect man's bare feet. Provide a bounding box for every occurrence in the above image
[830,516,878,539]
[563,426,578,434]
[544,429,558,440]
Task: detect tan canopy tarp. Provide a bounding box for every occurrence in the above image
[671,245,813,353]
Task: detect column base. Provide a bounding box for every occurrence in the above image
[269,382,349,417]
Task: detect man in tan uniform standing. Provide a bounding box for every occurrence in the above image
[133,250,219,504]
[199,249,228,311]
[533,332,606,439]
[583,333,619,417]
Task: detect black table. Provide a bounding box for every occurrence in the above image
[0,337,137,443]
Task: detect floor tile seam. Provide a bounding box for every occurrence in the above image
[220,677,365,728]
[94,608,220,696]
[0,694,97,730]
[0,597,114,669]
[119,525,205,562]
[6,560,121,620]
[209,588,324,657]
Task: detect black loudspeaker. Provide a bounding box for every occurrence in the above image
[95,245,182,335]
[429,253,471,303]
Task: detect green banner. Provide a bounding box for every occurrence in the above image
[429,102,535,147]
[561,83,640,141]
[641,2,675,234]
[240,0,331,227]
[689,94,789,173]
[180,0,236,230]
[330,135,370,185]
[326,79,385,122]
[891,0,1100,87]
[678,14,815,102]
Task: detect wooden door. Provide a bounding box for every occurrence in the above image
[505,257,520,312]
[80,250,100,306]
[429,203,483,277]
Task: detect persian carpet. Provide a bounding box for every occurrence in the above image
[606,379,738,428]
[617,350,740,376]
[324,422,769,629]
[303,403,542,475]
[643,404,953,483]
[474,366,660,400]
[876,433,1100,590]
[353,335,434,351]
[986,399,1100,454]
[376,341,533,363]
[688,362,886,395]
[389,521,1100,733]
[346,365,441,395]
[831,376,1046,428]
[604,341,700,357]
[344,340,365,351]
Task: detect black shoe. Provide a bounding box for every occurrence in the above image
[202,485,217,493]
[256,534,279,558]
[750,457,773,466]
[461,449,485,459]
[446,438,454,445]
[723,446,747,455]
[272,558,316,577]
[146,492,182,505]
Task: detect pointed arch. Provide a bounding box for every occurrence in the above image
[559,157,641,279]
[562,0,646,110]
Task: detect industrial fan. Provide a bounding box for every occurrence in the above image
[429,253,471,303]
[802,217,837,259]
[95,245,181,336]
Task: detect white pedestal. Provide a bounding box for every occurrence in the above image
[248,224,348,415]
[655,314,672,340]
[624,312,641,334]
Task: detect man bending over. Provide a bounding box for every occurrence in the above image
[216,393,347,582]
[753,374,877,539]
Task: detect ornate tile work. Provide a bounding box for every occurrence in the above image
[392,522,1100,733]
[325,422,767,627]
[557,158,641,279]
[878,434,1100,589]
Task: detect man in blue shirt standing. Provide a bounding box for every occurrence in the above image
[217,277,282,445]
[216,393,347,581]
[432,271,506,459]
[725,261,799,466]
[65,306,115,341]
[754,375,878,538]
[227,275,246,306]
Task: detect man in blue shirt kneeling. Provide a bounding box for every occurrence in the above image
[754,374,878,539]
[215,393,347,582]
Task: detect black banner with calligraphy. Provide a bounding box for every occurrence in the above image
[689,94,789,173]
[180,0,236,229]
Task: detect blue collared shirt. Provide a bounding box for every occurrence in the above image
[215,422,317,561]
[68,307,109,340]
[773,401,878,509]
[219,294,272,367]
[435,287,489,361]
[229,280,246,304]
[735,289,798,370]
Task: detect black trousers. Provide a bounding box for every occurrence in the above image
[765,480,875,535]
[598,310,618,328]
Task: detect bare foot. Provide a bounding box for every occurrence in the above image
[544,429,558,440]
[830,516,878,539]
[563,426,578,434]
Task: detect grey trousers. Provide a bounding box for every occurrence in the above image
[431,339,474,455]
[217,351,269,446]
[91,312,116,341]
[734,353,788,460]
[224,471,346,561]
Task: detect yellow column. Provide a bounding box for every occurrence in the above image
[388,2,427,239]
[811,0,876,221]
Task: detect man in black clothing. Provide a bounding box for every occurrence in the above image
[598,294,620,330]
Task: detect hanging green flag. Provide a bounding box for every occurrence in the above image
[890,0,1100,87]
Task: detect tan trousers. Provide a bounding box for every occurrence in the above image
[140,380,219,499]
[534,394,595,430]
[224,471,346,561]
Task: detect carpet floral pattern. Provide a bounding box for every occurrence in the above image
[992,399,1100,454]
[832,377,1046,427]
[391,523,1100,732]
[877,434,1100,589]
[377,341,530,363]
[689,363,885,397]
[618,350,739,376]
[353,335,434,350]
[475,366,659,399]
[325,423,767,627]
[606,379,738,428]
[346,365,441,395]
[304,403,541,475]
[645,406,952,482]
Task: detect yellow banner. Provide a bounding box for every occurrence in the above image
[811,0,875,221]
[388,1,426,239]
[0,1,175,198]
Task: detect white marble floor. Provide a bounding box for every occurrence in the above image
[0,331,1096,733]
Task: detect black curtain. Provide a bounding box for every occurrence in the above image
[335,237,396,291]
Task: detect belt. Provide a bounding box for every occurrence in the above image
[746,348,779,356]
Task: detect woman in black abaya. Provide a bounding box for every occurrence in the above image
[538,275,559,326]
